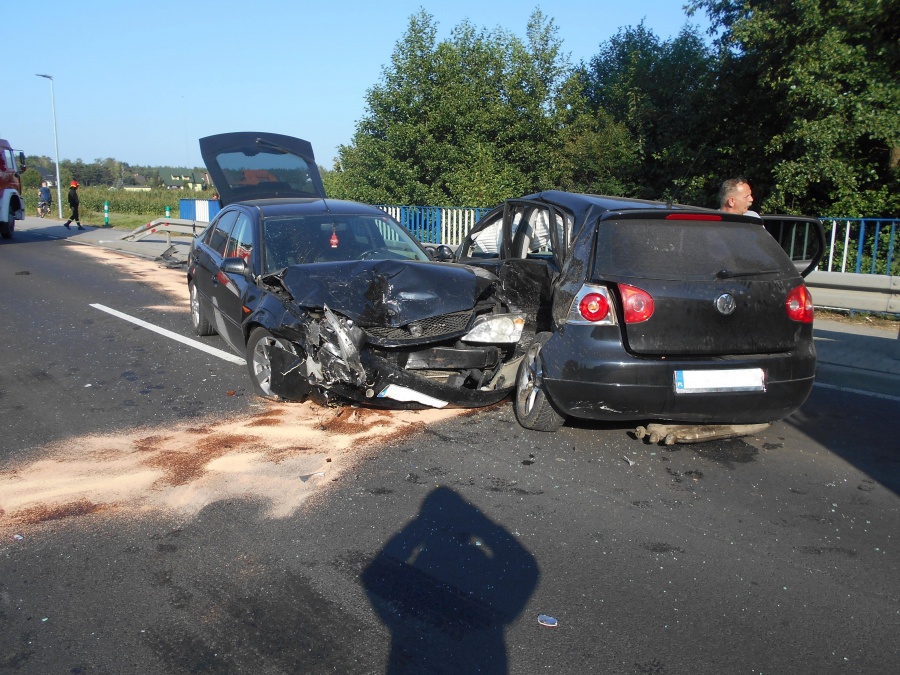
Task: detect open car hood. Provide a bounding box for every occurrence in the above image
[199,132,326,205]
[278,260,494,326]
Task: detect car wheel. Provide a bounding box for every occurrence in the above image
[0,213,13,239]
[514,333,565,432]
[246,327,288,399]
[189,282,216,336]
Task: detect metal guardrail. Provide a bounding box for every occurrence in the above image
[121,218,207,245]
[805,271,900,314]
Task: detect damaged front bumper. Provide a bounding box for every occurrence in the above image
[264,306,523,409]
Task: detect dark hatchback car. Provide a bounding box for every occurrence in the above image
[454,191,825,431]
[187,133,526,408]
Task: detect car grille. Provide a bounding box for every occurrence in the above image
[363,310,473,343]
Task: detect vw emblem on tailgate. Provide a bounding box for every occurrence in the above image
[715,293,737,315]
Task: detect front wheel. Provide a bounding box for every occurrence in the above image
[0,213,13,240]
[513,333,565,431]
[246,327,290,399]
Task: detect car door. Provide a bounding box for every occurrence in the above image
[458,199,572,333]
[214,211,257,350]
[762,215,825,277]
[193,209,238,336]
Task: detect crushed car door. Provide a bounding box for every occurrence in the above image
[762,215,825,277]
[458,199,572,334]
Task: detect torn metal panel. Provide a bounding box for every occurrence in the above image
[279,260,496,330]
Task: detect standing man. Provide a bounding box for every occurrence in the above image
[719,177,760,218]
[62,180,84,230]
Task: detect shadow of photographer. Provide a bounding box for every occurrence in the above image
[361,486,540,674]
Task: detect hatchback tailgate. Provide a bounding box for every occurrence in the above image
[594,216,806,356]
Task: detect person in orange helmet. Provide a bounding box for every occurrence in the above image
[63,180,84,230]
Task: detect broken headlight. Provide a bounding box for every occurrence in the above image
[460,313,525,344]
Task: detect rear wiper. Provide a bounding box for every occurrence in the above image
[715,268,780,279]
[255,138,293,155]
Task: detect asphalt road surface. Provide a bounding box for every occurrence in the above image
[1,229,898,674]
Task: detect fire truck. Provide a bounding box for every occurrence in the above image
[0,138,27,239]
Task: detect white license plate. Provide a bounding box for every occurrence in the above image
[674,368,765,394]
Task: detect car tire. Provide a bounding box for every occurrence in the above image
[246,327,288,399]
[189,282,216,336]
[514,332,566,432]
[0,213,13,239]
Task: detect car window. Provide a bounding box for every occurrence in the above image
[467,211,504,257]
[263,214,429,272]
[594,219,797,281]
[205,210,239,257]
[225,213,254,262]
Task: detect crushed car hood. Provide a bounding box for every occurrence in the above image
[279,260,495,326]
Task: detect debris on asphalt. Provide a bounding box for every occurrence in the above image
[299,471,326,482]
[13,534,24,541]
[622,456,636,466]
[538,614,558,627]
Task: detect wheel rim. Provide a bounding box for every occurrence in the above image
[517,343,542,415]
[251,337,276,395]
[190,285,201,327]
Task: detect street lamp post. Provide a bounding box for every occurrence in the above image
[35,74,63,219]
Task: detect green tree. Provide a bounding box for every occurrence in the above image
[577,23,721,204]
[690,0,900,215]
[21,168,43,190]
[335,9,570,207]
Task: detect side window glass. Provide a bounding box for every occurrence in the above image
[225,213,254,261]
[206,211,238,256]
[468,212,503,257]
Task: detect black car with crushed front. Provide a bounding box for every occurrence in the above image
[187,133,526,408]
[455,191,825,431]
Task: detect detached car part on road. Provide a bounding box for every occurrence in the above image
[188,133,525,409]
[454,191,825,431]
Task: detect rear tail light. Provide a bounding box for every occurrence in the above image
[785,284,814,323]
[579,293,610,322]
[620,284,654,323]
[566,285,616,325]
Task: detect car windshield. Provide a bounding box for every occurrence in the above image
[263,214,429,272]
[593,219,797,281]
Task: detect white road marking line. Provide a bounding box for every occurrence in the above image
[90,303,246,365]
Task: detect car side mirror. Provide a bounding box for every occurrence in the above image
[17,152,26,172]
[221,256,249,276]
[425,244,455,261]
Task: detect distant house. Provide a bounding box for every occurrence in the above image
[158,169,207,192]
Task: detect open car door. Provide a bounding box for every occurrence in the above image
[762,215,825,277]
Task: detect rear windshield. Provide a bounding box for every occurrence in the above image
[593,219,797,280]
[217,150,320,197]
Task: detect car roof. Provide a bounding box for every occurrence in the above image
[231,198,391,219]
[525,190,718,216]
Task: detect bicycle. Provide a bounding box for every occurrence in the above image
[38,200,51,218]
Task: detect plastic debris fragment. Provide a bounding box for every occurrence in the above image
[622,456,636,466]
[538,614,558,627]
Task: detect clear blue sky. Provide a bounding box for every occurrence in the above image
[4,1,708,169]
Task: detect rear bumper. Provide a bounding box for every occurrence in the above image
[541,324,816,424]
